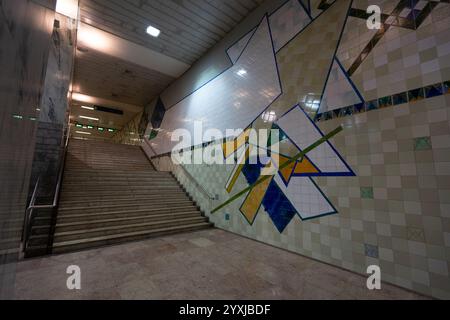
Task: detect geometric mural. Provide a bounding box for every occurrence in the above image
[174,0,375,235]
[219,1,356,232]
[145,0,450,299]
[318,58,364,114]
[223,105,355,233]
[149,15,281,155]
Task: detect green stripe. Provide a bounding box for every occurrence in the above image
[211,125,343,214]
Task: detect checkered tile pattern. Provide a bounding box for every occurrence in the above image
[112,112,143,145]
[164,94,450,299]
[344,1,450,101]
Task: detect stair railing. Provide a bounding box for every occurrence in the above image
[21,129,71,254]
[143,138,216,212]
[176,163,216,201]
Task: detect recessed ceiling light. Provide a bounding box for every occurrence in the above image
[79,115,99,121]
[81,105,94,110]
[237,69,247,77]
[146,25,160,37]
[76,131,91,135]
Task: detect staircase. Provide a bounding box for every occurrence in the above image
[26,139,212,256]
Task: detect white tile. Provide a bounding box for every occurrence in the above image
[428,258,449,276]
[431,135,450,149]
[319,59,363,113]
[150,16,281,155]
[276,106,353,174]
[269,0,311,52]
[274,174,335,220]
[227,31,254,64]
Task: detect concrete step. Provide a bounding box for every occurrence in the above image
[63,171,167,178]
[60,182,179,191]
[61,178,174,185]
[59,188,185,200]
[23,139,213,257]
[62,174,173,180]
[0,247,20,263]
[56,200,195,214]
[0,238,21,251]
[58,194,191,208]
[30,216,208,244]
[60,186,183,194]
[0,228,22,240]
[66,155,149,160]
[64,170,166,175]
[55,206,200,221]
[32,211,203,234]
[50,222,212,254]
[67,165,151,171]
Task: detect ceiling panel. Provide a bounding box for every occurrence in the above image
[73,48,175,106]
[79,0,266,65]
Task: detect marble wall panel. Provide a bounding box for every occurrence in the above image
[0,0,55,299]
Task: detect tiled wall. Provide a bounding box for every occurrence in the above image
[112,112,144,146]
[0,0,55,298]
[145,0,450,299]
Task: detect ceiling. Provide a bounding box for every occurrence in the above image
[70,0,266,141]
[78,0,266,65]
[69,97,141,141]
[73,48,175,106]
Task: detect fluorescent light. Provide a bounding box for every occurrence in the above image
[146,25,160,37]
[79,115,99,121]
[76,131,91,135]
[237,69,247,77]
[81,105,94,110]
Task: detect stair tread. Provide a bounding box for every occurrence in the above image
[24,139,212,257]
[51,222,212,248]
[58,195,189,206]
[53,207,200,220]
[56,201,193,212]
[50,216,207,237]
[33,211,202,229]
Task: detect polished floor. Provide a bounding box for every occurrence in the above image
[14,229,428,300]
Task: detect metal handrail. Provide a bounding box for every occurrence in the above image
[22,130,71,253]
[173,159,216,201]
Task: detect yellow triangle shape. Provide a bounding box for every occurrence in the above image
[294,157,319,175]
[222,128,251,158]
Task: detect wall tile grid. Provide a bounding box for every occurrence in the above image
[145,0,450,299]
[112,112,144,146]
